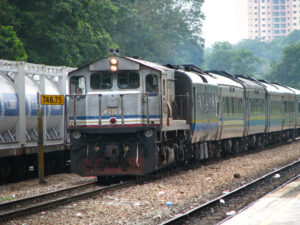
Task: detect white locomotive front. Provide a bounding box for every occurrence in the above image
[67,56,190,178]
[68,57,161,128]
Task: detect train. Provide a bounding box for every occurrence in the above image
[66,55,300,181]
[0,59,75,179]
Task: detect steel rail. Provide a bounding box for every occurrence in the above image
[0,181,96,209]
[0,180,133,222]
[219,173,300,224]
[159,159,300,225]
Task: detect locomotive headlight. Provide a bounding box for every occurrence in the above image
[110,65,118,72]
[144,129,153,138]
[109,57,118,72]
[110,57,118,65]
[72,131,82,139]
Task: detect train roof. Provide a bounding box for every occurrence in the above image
[271,83,296,95]
[126,57,172,72]
[177,70,218,86]
[287,86,300,95]
[235,75,266,91]
[258,80,286,95]
[69,56,172,75]
[205,71,243,89]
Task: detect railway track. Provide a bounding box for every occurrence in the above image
[1,141,299,223]
[0,180,133,223]
[160,159,300,225]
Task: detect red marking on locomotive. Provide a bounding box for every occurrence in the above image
[82,158,145,176]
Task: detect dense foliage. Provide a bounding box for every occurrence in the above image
[0,25,27,61]
[235,30,300,62]
[204,30,300,88]
[0,0,117,66]
[110,0,204,65]
[204,42,260,76]
[266,42,300,88]
[0,0,205,67]
[1,0,299,88]
[233,30,300,78]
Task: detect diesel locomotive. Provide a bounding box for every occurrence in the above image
[66,56,300,181]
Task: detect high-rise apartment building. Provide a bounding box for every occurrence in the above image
[248,0,300,41]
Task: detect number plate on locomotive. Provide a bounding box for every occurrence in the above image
[104,108,121,115]
[41,95,64,105]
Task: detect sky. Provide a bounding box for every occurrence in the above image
[202,0,249,47]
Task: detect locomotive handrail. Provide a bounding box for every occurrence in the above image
[66,92,192,128]
[65,92,161,128]
[73,96,77,127]
[121,94,125,126]
[98,94,102,127]
[146,93,150,126]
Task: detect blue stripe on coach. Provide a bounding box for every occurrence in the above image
[3,93,19,116]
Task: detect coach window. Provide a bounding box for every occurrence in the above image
[146,74,158,93]
[70,76,86,94]
[90,72,112,90]
[118,71,140,89]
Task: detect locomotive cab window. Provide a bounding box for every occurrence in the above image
[117,71,140,89]
[90,72,112,90]
[70,76,86,94]
[146,74,158,93]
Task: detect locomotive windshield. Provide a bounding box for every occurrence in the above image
[89,71,140,90]
[90,72,112,90]
[117,71,140,89]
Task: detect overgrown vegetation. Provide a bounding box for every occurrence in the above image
[0,0,204,67]
[1,0,300,88]
[204,30,300,88]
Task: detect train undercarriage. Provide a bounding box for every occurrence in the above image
[70,126,298,184]
[0,149,69,181]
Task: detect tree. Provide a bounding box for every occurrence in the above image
[110,0,205,66]
[205,42,259,75]
[0,0,117,67]
[233,30,300,78]
[266,42,300,88]
[0,25,27,61]
[0,0,206,66]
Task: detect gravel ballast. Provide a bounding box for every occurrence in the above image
[3,141,300,225]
